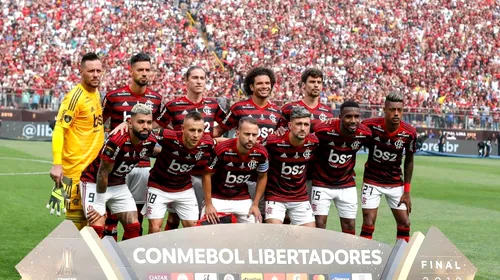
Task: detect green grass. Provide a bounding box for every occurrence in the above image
[1,139,499,279]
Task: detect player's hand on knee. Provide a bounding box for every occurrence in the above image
[46,187,67,217]
[205,204,219,224]
[86,207,106,225]
[109,122,128,136]
[50,165,63,187]
[398,193,412,214]
[248,205,262,223]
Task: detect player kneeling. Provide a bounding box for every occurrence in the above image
[142,112,216,232]
[80,104,157,239]
[201,117,268,224]
[263,107,318,227]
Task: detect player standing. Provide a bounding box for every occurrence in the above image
[202,117,269,224]
[263,107,318,226]
[142,112,216,232]
[218,67,282,219]
[311,101,371,234]
[80,104,157,239]
[360,92,416,242]
[48,53,105,230]
[155,66,227,230]
[102,53,163,239]
[278,68,334,132]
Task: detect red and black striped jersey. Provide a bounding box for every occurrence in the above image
[263,132,319,202]
[80,132,157,186]
[219,98,282,140]
[149,129,215,193]
[206,138,269,200]
[362,118,417,187]
[313,120,372,188]
[278,100,334,132]
[155,96,227,136]
[102,86,163,167]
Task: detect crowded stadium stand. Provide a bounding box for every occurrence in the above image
[1,0,499,130]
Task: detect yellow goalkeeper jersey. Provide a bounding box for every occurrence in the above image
[54,83,104,181]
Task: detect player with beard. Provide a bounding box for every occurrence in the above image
[80,104,158,239]
[278,68,334,132]
[154,66,227,231]
[360,92,416,242]
[201,117,269,224]
[311,101,371,234]
[48,53,105,230]
[263,107,318,226]
[218,67,282,220]
[142,112,216,232]
[102,53,163,239]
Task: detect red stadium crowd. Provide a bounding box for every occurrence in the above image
[0,0,499,129]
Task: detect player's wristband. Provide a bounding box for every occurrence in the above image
[404,183,411,193]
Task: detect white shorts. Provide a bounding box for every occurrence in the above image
[126,167,150,204]
[142,187,199,221]
[80,182,137,216]
[361,183,406,210]
[167,176,204,214]
[265,201,315,225]
[311,186,358,219]
[200,198,256,223]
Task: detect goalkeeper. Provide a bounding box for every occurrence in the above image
[48,53,105,230]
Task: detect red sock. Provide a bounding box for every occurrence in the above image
[122,222,141,240]
[397,226,411,242]
[342,229,356,235]
[360,225,375,239]
[104,211,118,241]
[91,225,105,239]
[136,204,144,236]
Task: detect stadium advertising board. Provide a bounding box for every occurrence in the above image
[419,139,489,156]
[0,108,57,122]
[416,127,496,141]
[0,121,53,140]
[17,221,477,280]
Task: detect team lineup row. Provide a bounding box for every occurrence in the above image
[47,52,416,243]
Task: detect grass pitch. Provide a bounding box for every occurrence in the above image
[0,139,499,279]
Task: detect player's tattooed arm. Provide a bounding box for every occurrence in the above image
[96,159,115,194]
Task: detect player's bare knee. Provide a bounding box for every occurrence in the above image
[181,220,197,228]
[314,216,328,229]
[340,219,355,231]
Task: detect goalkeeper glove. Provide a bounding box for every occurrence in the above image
[46,186,68,217]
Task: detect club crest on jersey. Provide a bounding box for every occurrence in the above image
[351,140,361,150]
[63,115,72,123]
[303,149,312,160]
[319,113,327,122]
[394,138,404,149]
[203,105,211,114]
[195,151,204,161]
[248,160,258,170]
[139,148,148,158]
[269,113,277,123]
